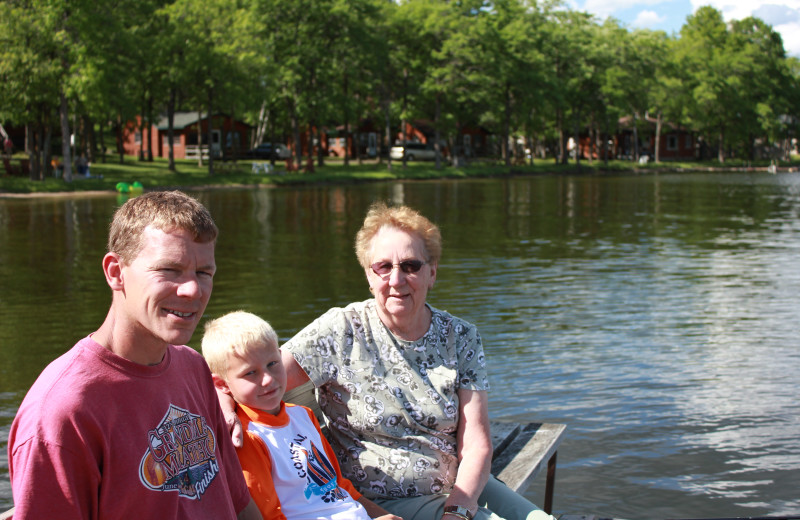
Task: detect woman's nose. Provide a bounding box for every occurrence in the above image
[388,266,406,285]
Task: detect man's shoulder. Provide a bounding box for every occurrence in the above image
[25,339,96,396]
[11,341,101,443]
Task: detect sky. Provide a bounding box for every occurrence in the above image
[571,0,800,57]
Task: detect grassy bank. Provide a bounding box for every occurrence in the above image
[1,154,795,195]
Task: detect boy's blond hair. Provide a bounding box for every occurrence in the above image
[202,311,279,380]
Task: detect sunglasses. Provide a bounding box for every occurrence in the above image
[370,260,426,277]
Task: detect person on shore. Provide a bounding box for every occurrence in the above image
[8,191,261,519]
[202,310,403,520]
[223,202,554,520]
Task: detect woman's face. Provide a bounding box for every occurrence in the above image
[366,226,437,331]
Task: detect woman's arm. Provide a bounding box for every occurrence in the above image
[356,496,404,520]
[442,388,492,519]
[281,348,311,389]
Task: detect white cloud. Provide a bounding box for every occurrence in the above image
[581,0,663,20]
[753,4,800,25]
[775,21,800,56]
[574,0,800,56]
[687,1,800,56]
[689,0,800,23]
[632,10,667,28]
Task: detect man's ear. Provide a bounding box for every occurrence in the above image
[212,373,232,395]
[102,252,124,290]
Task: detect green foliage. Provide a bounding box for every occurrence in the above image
[1,0,798,174]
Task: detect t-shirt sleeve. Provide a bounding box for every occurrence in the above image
[10,435,100,519]
[238,424,284,519]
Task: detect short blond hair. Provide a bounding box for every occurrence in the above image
[354,202,442,269]
[201,311,279,380]
[109,190,218,263]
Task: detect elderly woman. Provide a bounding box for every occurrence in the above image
[225,203,552,520]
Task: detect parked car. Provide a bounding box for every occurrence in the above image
[247,142,291,160]
[390,142,439,161]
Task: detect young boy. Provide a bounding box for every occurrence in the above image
[202,311,402,520]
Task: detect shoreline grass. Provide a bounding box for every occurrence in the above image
[2,154,797,196]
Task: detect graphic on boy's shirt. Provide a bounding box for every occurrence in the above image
[139,404,220,500]
[289,436,348,502]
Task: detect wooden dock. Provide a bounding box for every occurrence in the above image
[0,382,567,520]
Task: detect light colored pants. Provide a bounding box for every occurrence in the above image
[373,475,555,520]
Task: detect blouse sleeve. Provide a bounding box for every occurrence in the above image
[453,317,491,392]
[282,306,353,388]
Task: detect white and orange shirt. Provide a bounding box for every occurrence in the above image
[236,401,370,520]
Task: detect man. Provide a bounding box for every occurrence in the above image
[8,191,261,519]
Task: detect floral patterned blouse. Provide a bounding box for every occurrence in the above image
[283,299,490,500]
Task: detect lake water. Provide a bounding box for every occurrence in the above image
[2,172,799,518]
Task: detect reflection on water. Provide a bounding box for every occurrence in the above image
[1,173,800,518]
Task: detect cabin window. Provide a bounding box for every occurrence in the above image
[135,132,142,145]
[685,135,693,149]
[667,135,678,151]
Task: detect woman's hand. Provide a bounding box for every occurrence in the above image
[357,496,403,520]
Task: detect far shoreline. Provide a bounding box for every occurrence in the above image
[2,162,796,200]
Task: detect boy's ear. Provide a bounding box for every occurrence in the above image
[212,373,232,395]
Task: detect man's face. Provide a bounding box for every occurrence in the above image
[120,226,216,350]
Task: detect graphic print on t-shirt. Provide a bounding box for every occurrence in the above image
[290,436,347,502]
[139,404,220,499]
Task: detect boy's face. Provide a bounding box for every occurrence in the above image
[218,342,286,415]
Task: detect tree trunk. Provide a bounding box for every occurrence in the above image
[87,115,97,163]
[632,111,640,162]
[167,89,176,171]
[573,108,581,170]
[197,107,204,167]
[207,88,214,175]
[401,68,408,168]
[383,93,392,172]
[42,124,52,180]
[255,101,268,148]
[146,96,154,161]
[98,118,106,163]
[343,71,350,167]
[434,94,442,170]
[116,113,125,164]
[503,81,511,167]
[289,98,301,171]
[59,89,73,182]
[557,108,567,165]
[654,112,662,163]
[603,114,610,166]
[138,98,145,161]
[527,136,534,166]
